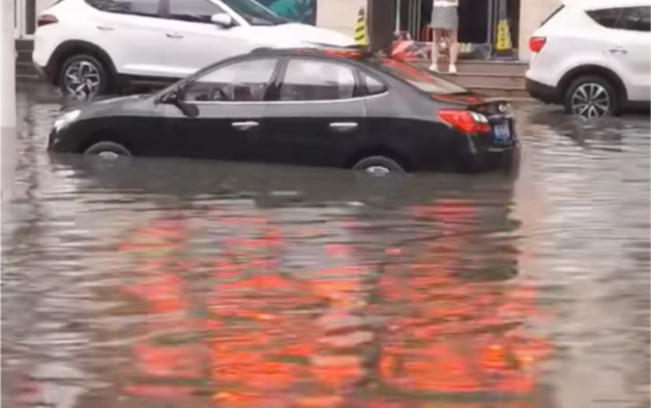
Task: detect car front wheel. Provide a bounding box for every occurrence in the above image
[84,141,131,159]
[563,75,619,118]
[59,55,109,100]
[352,156,407,176]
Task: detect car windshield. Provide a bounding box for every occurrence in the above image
[220,0,286,26]
[376,58,468,95]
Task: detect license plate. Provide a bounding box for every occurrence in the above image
[493,123,511,142]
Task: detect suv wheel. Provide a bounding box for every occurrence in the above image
[352,156,407,176]
[59,55,109,100]
[564,75,619,118]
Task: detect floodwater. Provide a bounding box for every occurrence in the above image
[2,82,650,408]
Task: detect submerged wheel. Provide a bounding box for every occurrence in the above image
[84,141,131,159]
[352,156,407,176]
[59,54,109,100]
[563,75,619,118]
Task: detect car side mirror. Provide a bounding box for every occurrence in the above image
[211,13,233,28]
[164,90,199,118]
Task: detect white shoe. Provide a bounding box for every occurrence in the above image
[448,64,457,74]
[428,63,439,72]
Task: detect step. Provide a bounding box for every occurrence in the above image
[411,59,528,76]
[443,72,526,89]
[471,87,530,99]
[16,61,38,76]
[16,50,32,63]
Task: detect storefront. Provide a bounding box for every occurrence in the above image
[394,0,521,60]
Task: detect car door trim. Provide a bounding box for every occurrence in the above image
[186,91,389,105]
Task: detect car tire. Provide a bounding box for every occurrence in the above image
[59,54,110,100]
[563,75,620,118]
[84,141,131,159]
[352,156,407,176]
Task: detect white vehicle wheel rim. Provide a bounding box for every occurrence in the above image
[571,83,610,118]
[97,151,119,160]
[64,61,100,99]
[366,165,391,176]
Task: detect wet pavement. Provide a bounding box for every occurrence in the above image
[2,82,650,408]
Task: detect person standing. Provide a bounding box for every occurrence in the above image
[429,0,459,74]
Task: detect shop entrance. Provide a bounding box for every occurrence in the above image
[393,0,519,60]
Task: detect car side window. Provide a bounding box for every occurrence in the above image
[586,7,623,28]
[168,0,224,23]
[85,0,161,17]
[278,59,356,101]
[617,6,650,32]
[361,72,387,95]
[183,58,278,102]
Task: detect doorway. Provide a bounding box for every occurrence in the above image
[458,0,490,45]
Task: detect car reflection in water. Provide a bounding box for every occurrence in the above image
[36,156,551,408]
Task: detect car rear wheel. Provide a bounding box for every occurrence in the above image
[84,141,131,159]
[563,75,619,118]
[59,55,109,100]
[352,156,407,176]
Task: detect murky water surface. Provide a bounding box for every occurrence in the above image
[3,83,650,408]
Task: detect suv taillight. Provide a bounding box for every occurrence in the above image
[37,14,58,27]
[438,110,490,134]
[529,36,546,53]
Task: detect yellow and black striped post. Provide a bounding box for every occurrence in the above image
[353,7,368,47]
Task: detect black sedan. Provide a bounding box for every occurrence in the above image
[48,48,519,175]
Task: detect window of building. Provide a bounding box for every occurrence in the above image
[168,0,224,23]
[85,0,161,16]
[183,58,278,102]
[617,6,650,32]
[586,8,623,28]
[279,59,356,101]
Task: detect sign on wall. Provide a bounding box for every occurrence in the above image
[258,0,316,24]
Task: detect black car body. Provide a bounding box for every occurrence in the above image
[48,48,519,173]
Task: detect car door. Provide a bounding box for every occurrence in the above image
[160,0,252,78]
[85,0,169,77]
[152,57,281,162]
[607,6,651,102]
[259,57,367,168]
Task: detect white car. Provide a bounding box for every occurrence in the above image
[32,0,356,98]
[525,0,650,117]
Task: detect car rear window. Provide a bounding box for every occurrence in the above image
[540,5,564,27]
[375,58,467,95]
[586,7,623,28]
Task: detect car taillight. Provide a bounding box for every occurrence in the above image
[37,14,58,27]
[438,109,490,133]
[529,36,546,53]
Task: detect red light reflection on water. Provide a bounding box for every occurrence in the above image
[115,200,551,407]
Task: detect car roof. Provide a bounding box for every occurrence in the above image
[250,46,369,60]
[564,0,650,10]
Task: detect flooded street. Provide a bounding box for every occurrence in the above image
[2,82,650,408]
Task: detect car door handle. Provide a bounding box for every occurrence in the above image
[97,25,114,31]
[330,122,358,131]
[232,121,259,130]
[608,46,628,54]
[166,33,184,39]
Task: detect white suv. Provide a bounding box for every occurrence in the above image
[525,0,650,117]
[32,0,355,98]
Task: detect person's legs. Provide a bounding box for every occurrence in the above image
[447,29,459,73]
[430,29,442,72]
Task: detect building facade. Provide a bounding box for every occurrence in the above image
[14,0,562,61]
